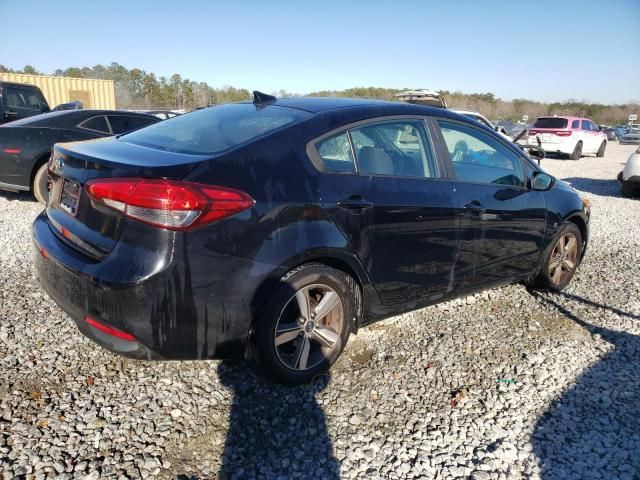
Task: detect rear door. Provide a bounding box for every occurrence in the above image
[2,85,46,123]
[433,119,547,290]
[312,117,460,305]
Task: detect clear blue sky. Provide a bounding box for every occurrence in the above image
[1,0,639,104]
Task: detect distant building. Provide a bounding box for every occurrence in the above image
[395,89,447,108]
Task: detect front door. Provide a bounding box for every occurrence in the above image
[434,119,547,290]
[2,85,44,123]
[312,118,460,305]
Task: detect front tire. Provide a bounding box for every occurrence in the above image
[255,264,356,384]
[569,141,583,160]
[534,223,582,291]
[596,141,606,158]
[33,163,49,205]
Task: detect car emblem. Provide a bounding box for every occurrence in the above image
[53,155,64,173]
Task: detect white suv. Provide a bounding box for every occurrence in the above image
[525,116,608,160]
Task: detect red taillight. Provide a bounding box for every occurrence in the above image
[554,130,572,136]
[2,148,21,154]
[85,316,136,342]
[85,179,254,231]
[528,130,538,136]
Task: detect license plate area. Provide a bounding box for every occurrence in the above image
[542,133,551,142]
[59,179,81,216]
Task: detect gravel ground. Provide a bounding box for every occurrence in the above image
[0,142,639,480]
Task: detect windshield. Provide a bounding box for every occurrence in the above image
[120,103,314,155]
[533,117,569,129]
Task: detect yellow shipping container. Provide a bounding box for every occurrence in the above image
[0,73,116,110]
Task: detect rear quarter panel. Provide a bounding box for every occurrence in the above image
[0,127,101,188]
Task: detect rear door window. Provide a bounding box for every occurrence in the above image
[107,115,158,135]
[438,120,525,187]
[78,116,110,134]
[571,120,580,129]
[315,133,356,173]
[350,120,437,178]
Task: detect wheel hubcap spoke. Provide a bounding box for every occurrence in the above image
[311,326,339,348]
[295,336,311,370]
[313,291,339,321]
[275,323,303,346]
[295,288,310,321]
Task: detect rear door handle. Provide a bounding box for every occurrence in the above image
[463,202,486,216]
[337,196,373,211]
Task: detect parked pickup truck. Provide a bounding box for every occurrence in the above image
[0,81,50,124]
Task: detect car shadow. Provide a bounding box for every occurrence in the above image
[0,189,37,202]
[529,291,640,479]
[216,360,340,479]
[560,177,624,197]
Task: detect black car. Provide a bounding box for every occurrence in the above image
[32,94,590,384]
[0,110,160,202]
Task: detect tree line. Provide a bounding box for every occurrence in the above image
[1,63,636,125]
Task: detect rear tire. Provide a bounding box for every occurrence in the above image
[255,264,355,384]
[533,222,582,291]
[596,141,606,158]
[621,181,636,198]
[569,141,583,160]
[33,163,49,205]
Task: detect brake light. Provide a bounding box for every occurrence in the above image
[554,130,572,136]
[85,179,254,231]
[528,130,538,136]
[85,316,136,341]
[2,148,21,154]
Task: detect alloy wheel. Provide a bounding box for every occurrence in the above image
[274,284,344,371]
[548,233,579,286]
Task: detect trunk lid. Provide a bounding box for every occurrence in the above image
[47,137,208,258]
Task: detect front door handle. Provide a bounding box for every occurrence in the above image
[337,196,373,211]
[4,110,17,119]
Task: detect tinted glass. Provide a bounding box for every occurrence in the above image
[108,115,157,135]
[439,121,524,187]
[316,133,355,173]
[571,120,580,129]
[6,87,41,110]
[350,120,436,178]
[79,116,110,133]
[121,104,314,155]
[533,118,568,129]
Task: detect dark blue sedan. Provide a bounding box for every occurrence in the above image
[32,93,590,383]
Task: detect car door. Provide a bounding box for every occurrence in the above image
[580,120,596,153]
[311,117,460,305]
[433,119,547,290]
[2,85,45,123]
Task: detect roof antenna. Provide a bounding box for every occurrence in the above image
[253,91,277,105]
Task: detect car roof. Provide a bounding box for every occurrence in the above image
[2,109,158,128]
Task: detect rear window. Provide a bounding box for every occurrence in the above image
[120,103,314,155]
[533,117,568,129]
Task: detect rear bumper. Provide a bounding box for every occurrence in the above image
[32,211,282,360]
[526,137,574,155]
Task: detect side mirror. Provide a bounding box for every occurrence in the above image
[531,172,554,191]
